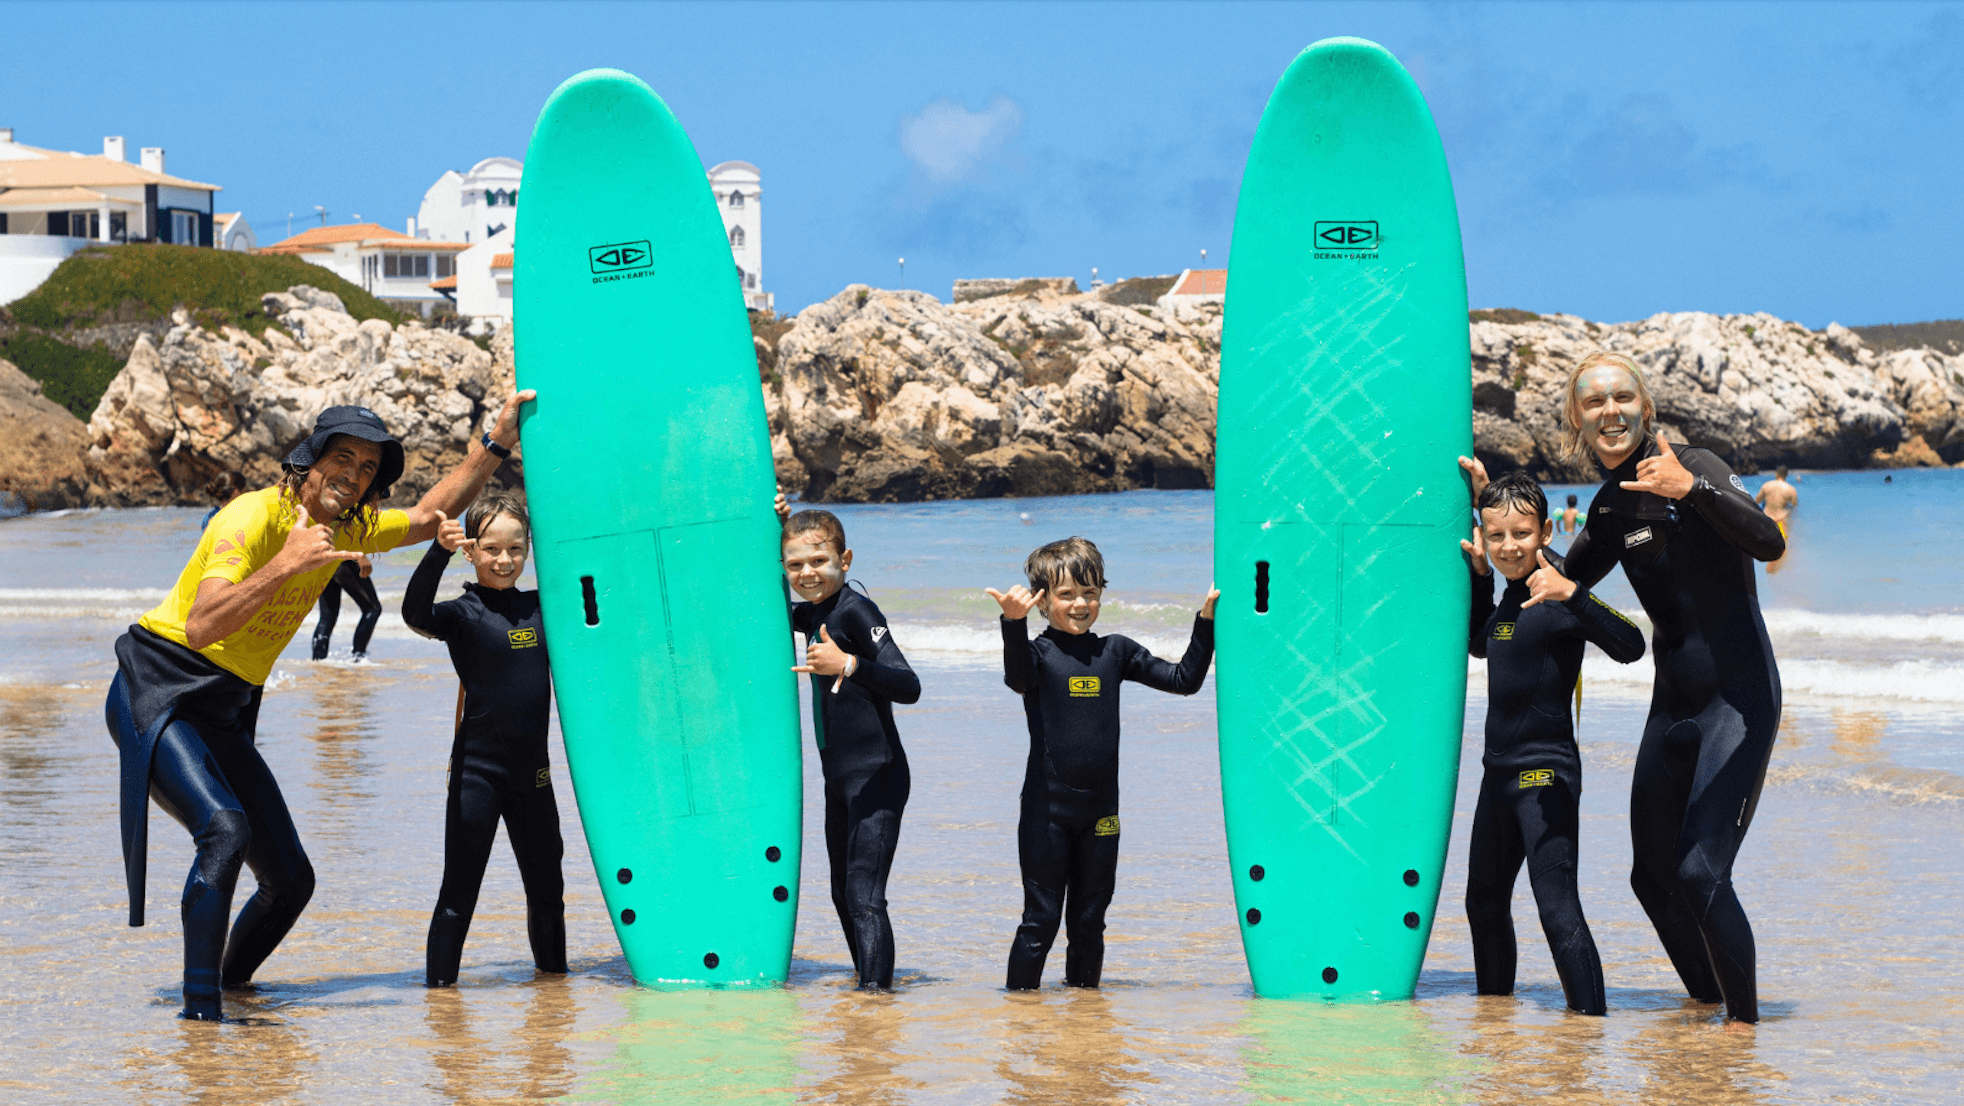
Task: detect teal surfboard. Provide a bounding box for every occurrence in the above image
[1215,38,1471,1000]
[515,70,801,986]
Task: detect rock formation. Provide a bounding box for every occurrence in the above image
[0,357,91,512]
[81,286,517,507]
[769,286,1220,501]
[11,280,1964,514]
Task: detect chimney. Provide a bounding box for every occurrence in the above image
[0,128,14,144]
[140,147,165,175]
[104,136,126,161]
[407,216,418,237]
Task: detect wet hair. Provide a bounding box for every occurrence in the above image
[204,471,248,505]
[1026,536,1107,593]
[465,492,529,540]
[1565,493,1579,507]
[1776,465,1789,479]
[1478,471,1549,525]
[1561,350,1656,465]
[277,434,384,542]
[783,509,846,556]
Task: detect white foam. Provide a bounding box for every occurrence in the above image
[1762,608,1964,644]
[1577,653,1964,704]
[0,587,170,602]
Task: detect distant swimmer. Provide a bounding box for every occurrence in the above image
[103,394,532,1021]
[1755,466,1797,535]
[1560,493,1581,536]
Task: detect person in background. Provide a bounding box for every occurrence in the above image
[201,472,249,531]
[310,555,382,663]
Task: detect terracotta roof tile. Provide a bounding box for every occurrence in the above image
[490,252,514,269]
[268,223,416,248]
[0,185,141,207]
[0,146,219,191]
[1171,268,1226,296]
[429,275,458,290]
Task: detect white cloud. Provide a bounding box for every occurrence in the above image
[898,96,1023,184]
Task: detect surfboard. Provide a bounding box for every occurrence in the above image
[1215,38,1471,1000]
[514,69,801,986]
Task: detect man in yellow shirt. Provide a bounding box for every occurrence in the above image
[105,392,533,1021]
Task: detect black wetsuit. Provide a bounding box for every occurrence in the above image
[998,615,1214,989]
[311,558,381,659]
[402,544,565,986]
[105,628,315,1020]
[791,585,921,990]
[1565,437,1785,1022]
[1466,557,1646,1015]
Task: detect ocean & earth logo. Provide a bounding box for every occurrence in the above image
[589,240,654,284]
[1313,221,1379,258]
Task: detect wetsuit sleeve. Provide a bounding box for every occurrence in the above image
[840,604,922,705]
[1678,449,1786,562]
[1563,486,1619,588]
[402,543,465,640]
[1122,616,1215,695]
[1559,587,1647,664]
[1000,617,1035,695]
[1469,562,1495,660]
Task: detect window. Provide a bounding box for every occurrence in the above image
[383,253,431,278]
[748,272,758,289]
[729,225,745,249]
[110,212,126,241]
[729,191,745,209]
[435,254,455,279]
[171,210,197,245]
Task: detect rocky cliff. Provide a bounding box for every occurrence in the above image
[79,285,518,508]
[6,282,1962,513]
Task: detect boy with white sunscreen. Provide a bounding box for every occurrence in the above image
[1456,465,1646,1015]
[402,493,566,986]
[987,537,1217,989]
[781,507,920,990]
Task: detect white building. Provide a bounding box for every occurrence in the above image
[215,212,254,252]
[415,157,522,245]
[409,156,771,320]
[1156,268,1226,311]
[0,129,220,304]
[260,223,469,314]
[708,160,771,312]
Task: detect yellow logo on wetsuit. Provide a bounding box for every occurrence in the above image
[508,628,538,648]
[1069,676,1101,697]
[536,767,550,788]
[1094,816,1121,836]
[1493,622,1515,641]
[1518,769,1553,788]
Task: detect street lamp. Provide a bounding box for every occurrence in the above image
[1200,248,1208,266]
[898,257,905,287]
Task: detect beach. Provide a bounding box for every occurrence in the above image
[3,474,1962,1103]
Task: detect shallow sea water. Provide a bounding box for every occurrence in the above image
[3,473,1961,1103]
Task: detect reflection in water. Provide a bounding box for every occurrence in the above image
[1239,998,1473,1105]
[301,668,385,822]
[1462,995,1603,1104]
[1830,710,1887,764]
[132,1017,316,1106]
[1628,1009,1784,1104]
[806,986,923,1104]
[0,685,65,834]
[571,988,802,1103]
[423,978,577,1103]
[995,989,1150,1106]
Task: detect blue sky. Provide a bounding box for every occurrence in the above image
[4,2,1957,326]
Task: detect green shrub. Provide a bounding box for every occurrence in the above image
[1469,308,1540,325]
[0,331,122,419]
[8,243,403,336]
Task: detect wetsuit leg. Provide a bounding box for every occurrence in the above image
[1629,711,1726,1005]
[206,731,316,988]
[311,580,342,660]
[1006,796,1071,990]
[502,770,567,975]
[837,761,909,989]
[1666,700,1777,1023]
[1518,780,1606,1015]
[344,573,382,656]
[1464,770,1526,998]
[427,757,504,986]
[823,784,861,975]
[1060,814,1119,988]
[141,720,252,1020]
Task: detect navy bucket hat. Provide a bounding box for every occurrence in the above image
[283,405,406,501]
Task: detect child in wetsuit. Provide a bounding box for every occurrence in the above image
[402,493,566,986]
[1459,471,1646,1015]
[782,508,921,990]
[987,537,1217,990]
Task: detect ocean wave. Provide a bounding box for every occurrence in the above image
[1579,654,1964,704]
[0,587,170,603]
[1762,608,1964,644]
[885,620,1192,664]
